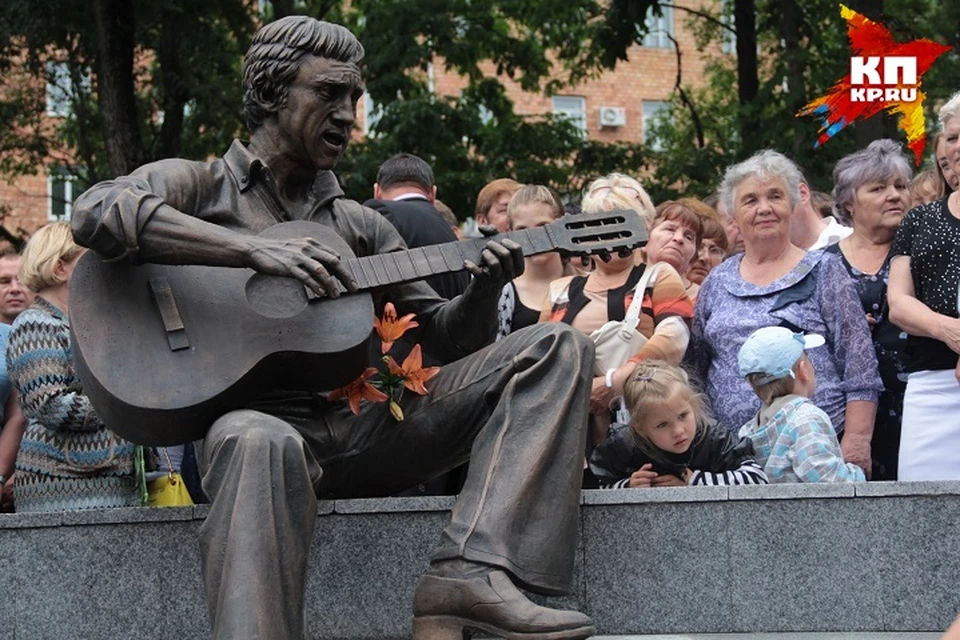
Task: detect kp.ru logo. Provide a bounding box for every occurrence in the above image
[798,4,951,164]
[849,56,917,103]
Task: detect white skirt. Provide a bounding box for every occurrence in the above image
[899,368,960,481]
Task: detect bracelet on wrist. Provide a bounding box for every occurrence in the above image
[605,368,617,389]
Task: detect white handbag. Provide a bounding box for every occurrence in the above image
[589,263,660,376]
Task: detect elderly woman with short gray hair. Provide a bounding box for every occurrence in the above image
[825,139,912,480]
[888,90,960,481]
[688,150,882,476]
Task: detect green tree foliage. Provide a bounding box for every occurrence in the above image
[0,0,256,185]
[335,0,664,217]
[645,0,959,199]
[1,0,955,223]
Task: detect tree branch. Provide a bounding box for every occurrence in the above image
[666,32,705,149]
[661,2,737,36]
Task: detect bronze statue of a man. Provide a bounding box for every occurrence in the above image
[72,16,595,640]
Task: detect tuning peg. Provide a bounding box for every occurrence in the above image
[617,246,633,258]
[598,249,612,263]
[580,255,591,268]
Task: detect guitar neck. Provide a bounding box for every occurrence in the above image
[342,227,557,291]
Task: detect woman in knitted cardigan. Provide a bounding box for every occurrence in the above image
[7,222,139,512]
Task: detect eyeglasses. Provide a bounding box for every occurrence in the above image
[589,185,642,200]
[701,243,726,259]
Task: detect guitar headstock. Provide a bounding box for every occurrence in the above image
[546,209,649,261]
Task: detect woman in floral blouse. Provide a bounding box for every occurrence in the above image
[688,150,883,476]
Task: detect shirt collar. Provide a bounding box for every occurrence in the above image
[391,192,430,202]
[222,139,345,206]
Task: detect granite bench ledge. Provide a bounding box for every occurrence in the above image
[2,481,960,640]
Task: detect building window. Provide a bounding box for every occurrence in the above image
[721,0,737,55]
[552,96,587,136]
[47,167,79,221]
[642,5,675,49]
[46,61,72,117]
[363,91,383,137]
[642,101,672,151]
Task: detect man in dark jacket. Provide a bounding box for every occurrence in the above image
[363,153,469,301]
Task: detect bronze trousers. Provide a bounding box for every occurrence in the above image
[195,323,593,640]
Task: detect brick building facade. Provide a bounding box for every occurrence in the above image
[1,0,725,239]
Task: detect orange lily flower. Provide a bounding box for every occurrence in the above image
[374,302,419,354]
[328,368,389,415]
[386,344,440,396]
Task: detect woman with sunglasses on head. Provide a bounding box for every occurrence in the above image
[542,174,694,449]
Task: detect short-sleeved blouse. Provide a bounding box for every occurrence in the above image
[890,196,960,371]
[688,250,883,434]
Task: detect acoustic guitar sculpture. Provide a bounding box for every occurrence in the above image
[70,211,648,445]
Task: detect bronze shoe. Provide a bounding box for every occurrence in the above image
[411,569,595,640]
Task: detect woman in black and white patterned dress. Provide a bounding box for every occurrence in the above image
[888,90,960,481]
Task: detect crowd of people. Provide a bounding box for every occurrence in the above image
[1,91,959,513]
[2,15,960,639]
[0,95,960,511]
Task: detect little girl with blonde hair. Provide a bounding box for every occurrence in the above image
[589,361,768,488]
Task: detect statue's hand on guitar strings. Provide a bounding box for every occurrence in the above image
[245,235,359,298]
[463,225,525,294]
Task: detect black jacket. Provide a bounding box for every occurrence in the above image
[363,197,469,301]
[589,421,767,488]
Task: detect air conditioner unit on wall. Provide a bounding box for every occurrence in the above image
[599,106,627,128]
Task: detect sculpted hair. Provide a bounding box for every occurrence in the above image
[475,178,522,219]
[830,139,912,226]
[242,17,365,132]
[623,361,711,442]
[719,150,803,216]
[376,153,434,192]
[506,185,563,228]
[937,90,960,128]
[581,173,656,228]
[19,221,83,292]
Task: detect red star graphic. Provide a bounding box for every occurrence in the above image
[798,4,952,164]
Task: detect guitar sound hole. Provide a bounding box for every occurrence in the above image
[245,273,309,319]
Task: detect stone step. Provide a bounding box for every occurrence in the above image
[3,481,960,639]
[599,635,943,640]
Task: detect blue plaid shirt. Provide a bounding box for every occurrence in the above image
[738,394,865,483]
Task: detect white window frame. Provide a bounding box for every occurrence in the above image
[642,5,675,49]
[45,61,72,117]
[552,96,587,137]
[721,0,737,55]
[362,91,383,137]
[47,167,77,221]
[642,100,672,152]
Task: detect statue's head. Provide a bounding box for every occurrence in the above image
[242,16,365,133]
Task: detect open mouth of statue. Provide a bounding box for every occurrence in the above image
[322,131,346,148]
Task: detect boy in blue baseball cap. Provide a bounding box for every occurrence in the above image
[737,326,865,483]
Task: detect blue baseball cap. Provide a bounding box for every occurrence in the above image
[738,326,825,385]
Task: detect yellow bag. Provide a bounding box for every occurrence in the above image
[147,448,193,507]
[148,472,194,507]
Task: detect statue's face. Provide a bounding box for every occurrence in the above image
[275,55,364,172]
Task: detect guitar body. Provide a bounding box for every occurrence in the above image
[71,221,374,446]
[71,209,648,446]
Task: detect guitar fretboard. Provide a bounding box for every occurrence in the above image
[343,226,559,291]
